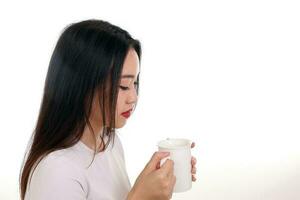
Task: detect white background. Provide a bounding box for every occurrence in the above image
[0,0,299,199]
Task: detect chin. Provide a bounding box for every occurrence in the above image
[115,121,126,128]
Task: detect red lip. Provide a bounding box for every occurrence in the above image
[121,109,132,118]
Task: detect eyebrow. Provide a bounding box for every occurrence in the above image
[121,75,135,79]
[121,72,140,79]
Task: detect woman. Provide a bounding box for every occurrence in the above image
[19,19,197,200]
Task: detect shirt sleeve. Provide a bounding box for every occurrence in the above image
[25,153,87,200]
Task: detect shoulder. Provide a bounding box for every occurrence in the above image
[25,150,88,200]
[36,150,82,175]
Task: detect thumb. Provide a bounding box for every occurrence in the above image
[145,151,170,172]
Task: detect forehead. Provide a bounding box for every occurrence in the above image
[121,48,139,78]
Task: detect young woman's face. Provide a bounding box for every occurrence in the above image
[115,48,139,128]
[88,48,139,130]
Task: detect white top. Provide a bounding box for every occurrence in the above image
[24,133,131,200]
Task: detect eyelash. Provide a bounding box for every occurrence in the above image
[119,82,138,91]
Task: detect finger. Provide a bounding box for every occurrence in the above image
[191,166,197,174]
[171,175,176,188]
[155,161,161,170]
[191,142,195,148]
[160,159,174,177]
[168,175,176,199]
[192,174,197,182]
[147,151,170,172]
[191,156,197,165]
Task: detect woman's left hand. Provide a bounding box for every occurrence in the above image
[191,142,197,182]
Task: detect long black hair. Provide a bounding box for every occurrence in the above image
[19,19,141,200]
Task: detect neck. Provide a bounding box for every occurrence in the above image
[80,124,105,152]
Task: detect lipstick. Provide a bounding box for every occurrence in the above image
[121,109,132,118]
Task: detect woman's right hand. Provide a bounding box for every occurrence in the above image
[127,152,176,200]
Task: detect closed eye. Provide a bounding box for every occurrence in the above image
[119,82,138,91]
[119,86,129,90]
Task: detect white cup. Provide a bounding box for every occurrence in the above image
[157,138,192,193]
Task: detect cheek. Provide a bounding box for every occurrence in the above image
[116,93,126,114]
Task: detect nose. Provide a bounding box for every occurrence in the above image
[126,87,138,105]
